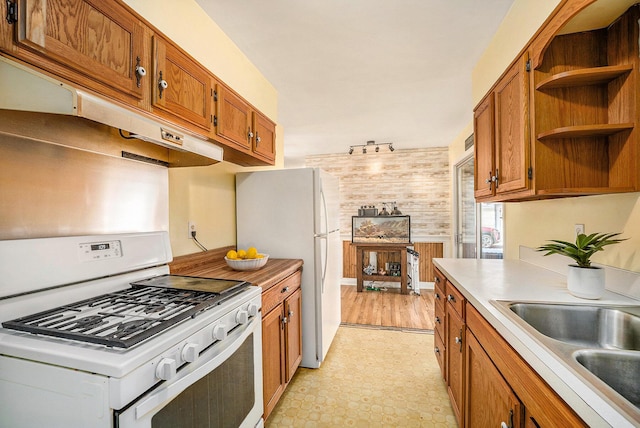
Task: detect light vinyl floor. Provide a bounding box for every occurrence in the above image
[266,286,455,427]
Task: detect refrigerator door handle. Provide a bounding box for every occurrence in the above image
[320,187,330,292]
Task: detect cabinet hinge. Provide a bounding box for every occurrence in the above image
[528,167,533,179]
[6,0,17,24]
[526,59,531,72]
[213,115,218,126]
[213,90,218,102]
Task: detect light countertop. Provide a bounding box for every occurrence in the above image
[433,257,640,428]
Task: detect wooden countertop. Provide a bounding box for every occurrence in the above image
[169,246,303,293]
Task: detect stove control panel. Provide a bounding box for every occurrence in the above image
[78,240,122,261]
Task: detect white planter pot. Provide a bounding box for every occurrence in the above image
[567,265,605,299]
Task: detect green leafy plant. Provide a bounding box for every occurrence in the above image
[536,232,627,268]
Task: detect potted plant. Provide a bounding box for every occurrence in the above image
[537,232,627,299]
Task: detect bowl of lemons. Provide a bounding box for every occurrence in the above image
[224,247,269,271]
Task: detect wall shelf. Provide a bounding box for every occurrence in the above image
[537,123,634,140]
[535,64,633,90]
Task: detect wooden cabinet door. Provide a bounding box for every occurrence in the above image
[252,111,276,163]
[494,52,531,196]
[262,305,285,419]
[215,83,252,151]
[14,0,145,100]
[284,288,302,383]
[474,93,496,199]
[465,331,522,428]
[152,36,212,131]
[446,307,465,425]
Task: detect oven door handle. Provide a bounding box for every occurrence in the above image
[133,318,258,420]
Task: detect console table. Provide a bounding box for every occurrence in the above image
[354,243,409,294]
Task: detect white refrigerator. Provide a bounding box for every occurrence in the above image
[235,168,341,368]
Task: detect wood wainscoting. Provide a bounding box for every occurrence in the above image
[343,241,444,283]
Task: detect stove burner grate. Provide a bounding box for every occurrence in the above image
[2,277,251,348]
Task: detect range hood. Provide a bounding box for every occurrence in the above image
[0,57,223,167]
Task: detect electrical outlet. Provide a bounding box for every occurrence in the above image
[188,221,197,239]
[575,224,585,236]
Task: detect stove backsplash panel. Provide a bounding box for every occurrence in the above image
[0,112,169,239]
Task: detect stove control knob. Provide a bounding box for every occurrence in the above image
[236,310,249,325]
[156,358,176,381]
[247,303,259,317]
[213,324,227,341]
[181,343,200,363]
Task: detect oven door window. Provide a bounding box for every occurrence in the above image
[151,335,255,428]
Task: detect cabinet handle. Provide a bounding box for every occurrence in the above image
[434,292,440,300]
[455,329,463,351]
[485,171,493,190]
[158,71,168,99]
[435,316,441,324]
[434,346,440,355]
[434,276,440,283]
[494,168,499,188]
[288,309,294,318]
[447,294,456,303]
[501,409,514,428]
[248,127,254,140]
[135,56,146,88]
[281,286,290,293]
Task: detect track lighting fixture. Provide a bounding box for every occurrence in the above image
[348,140,395,155]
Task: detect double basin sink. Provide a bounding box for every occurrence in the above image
[493,301,640,423]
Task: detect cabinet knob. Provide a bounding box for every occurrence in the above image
[288,309,294,318]
[447,294,456,303]
[248,127,254,139]
[158,71,168,99]
[435,276,440,283]
[434,347,440,354]
[435,316,441,324]
[135,56,146,88]
[434,292,440,300]
[281,286,290,294]
[255,133,261,145]
[455,336,462,344]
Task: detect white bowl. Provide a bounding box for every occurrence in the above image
[224,254,269,271]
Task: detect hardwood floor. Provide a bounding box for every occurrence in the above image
[341,284,435,330]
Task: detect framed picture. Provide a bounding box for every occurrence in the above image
[352,215,411,244]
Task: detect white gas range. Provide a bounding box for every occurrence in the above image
[0,231,263,428]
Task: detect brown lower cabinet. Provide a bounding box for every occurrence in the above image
[261,270,302,420]
[434,267,586,427]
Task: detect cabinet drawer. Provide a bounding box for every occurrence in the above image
[434,298,445,339]
[262,270,301,315]
[446,282,465,318]
[434,329,446,379]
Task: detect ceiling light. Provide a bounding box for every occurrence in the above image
[347,140,395,154]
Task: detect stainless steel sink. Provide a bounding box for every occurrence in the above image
[509,302,640,350]
[574,350,640,408]
[491,300,640,425]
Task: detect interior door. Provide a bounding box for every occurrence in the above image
[455,156,477,258]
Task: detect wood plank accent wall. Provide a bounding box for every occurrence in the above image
[343,240,443,283]
[413,242,444,282]
[305,148,450,238]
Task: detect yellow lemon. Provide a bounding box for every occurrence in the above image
[237,249,247,259]
[226,250,238,260]
[246,247,258,259]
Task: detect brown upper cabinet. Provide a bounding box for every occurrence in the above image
[474,53,531,200]
[4,0,147,106]
[0,0,276,166]
[215,83,276,165]
[152,35,212,134]
[474,0,639,201]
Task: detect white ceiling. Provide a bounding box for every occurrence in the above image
[196,0,515,165]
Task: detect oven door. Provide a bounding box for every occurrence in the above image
[116,316,263,428]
